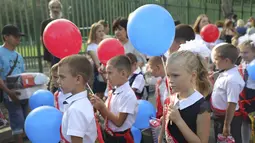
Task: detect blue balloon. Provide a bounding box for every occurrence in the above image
[127,4,175,56]
[133,100,156,129]
[29,89,54,110]
[131,126,142,143]
[25,106,63,143]
[247,61,255,80]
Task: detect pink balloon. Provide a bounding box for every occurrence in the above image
[43,19,82,59]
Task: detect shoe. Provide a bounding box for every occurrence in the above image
[0,118,8,129]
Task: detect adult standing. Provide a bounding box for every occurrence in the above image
[40,0,63,66]
[0,25,26,143]
[112,17,147,66]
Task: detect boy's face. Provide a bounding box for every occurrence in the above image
[240,46,255,63]
[57,64,77,94]
[106,64,127,87]
[147,63,161,77]
[51,71,59,88]
[169,40,181,53]
[213,52,229,70]
[131,63,137,73]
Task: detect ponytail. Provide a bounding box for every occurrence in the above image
[195,54,212,96]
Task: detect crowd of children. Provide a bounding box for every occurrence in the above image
[42,14,255,143]
[1,3,255,142]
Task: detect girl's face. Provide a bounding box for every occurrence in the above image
[114,26,127,42]
[96,25,105,41]
[166,61,195,93]
[240,45,255,63]
[199,16,209,31]
[51,71,59,88]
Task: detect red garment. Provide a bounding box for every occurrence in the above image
[54,91,60,110]
[163,97,178,143]
[104,90,134,143]
[238,64,255,119]
[156,78,170,119]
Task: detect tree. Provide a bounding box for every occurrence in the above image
[221,0,233,19]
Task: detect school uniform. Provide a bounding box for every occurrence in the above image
[54,88,72,112]
[128,67,145,99]
[61,91,97,143]
[211,66,245,143]
[155,76,169,119]
[104,81,138,143]
[164,91,210,143]
[238,60,255,143]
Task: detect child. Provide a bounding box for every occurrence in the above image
[147,56,168,119]
[158,50,211,143]
[238,40,255,143]
[166,24,195,57]
[87,23,106,99]
[91,55,138,143]
[48,63,59,94]
[211,43,245,143]
[126,53,145,99]
[58,55,97,143]
[49,63,71,113]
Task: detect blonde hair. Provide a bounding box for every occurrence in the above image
[166,51,211,96]
[239,40,255,53]
[237,19,245,27]
[48,0,63,19]
[87,23,103,45]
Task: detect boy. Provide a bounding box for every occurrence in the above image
[165,24,195,57]
[211,43,245,143]
[91,55,138,143]
[0,25,26,143]
[147,56,168,119]
[126,53,145,99]
[58,55,97,143]
[238,40,255,143]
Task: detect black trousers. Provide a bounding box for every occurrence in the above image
[213,114,242,143]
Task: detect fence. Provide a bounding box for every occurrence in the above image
[0,0,254,72]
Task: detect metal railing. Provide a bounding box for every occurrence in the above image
[0,0,254,72]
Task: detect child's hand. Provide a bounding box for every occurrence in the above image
[90,95,106,111]
[98,64,106,74]
[168,103,181,124]
[222,124,231,137]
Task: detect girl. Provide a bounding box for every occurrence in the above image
[221,19,237,43]
[48,63,59,94]
[86,23,106,99]
[238,40,255,143]
[158,51,211,143]
[193,14,210,42]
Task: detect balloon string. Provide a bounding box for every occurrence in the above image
[87,83,95,95]
[161,56,175,125]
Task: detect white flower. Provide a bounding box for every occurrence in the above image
[178,40,211,58]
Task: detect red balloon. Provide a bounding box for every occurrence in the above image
[97,38,125,65]
[43,19,82,59]
[200,24,220,43]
